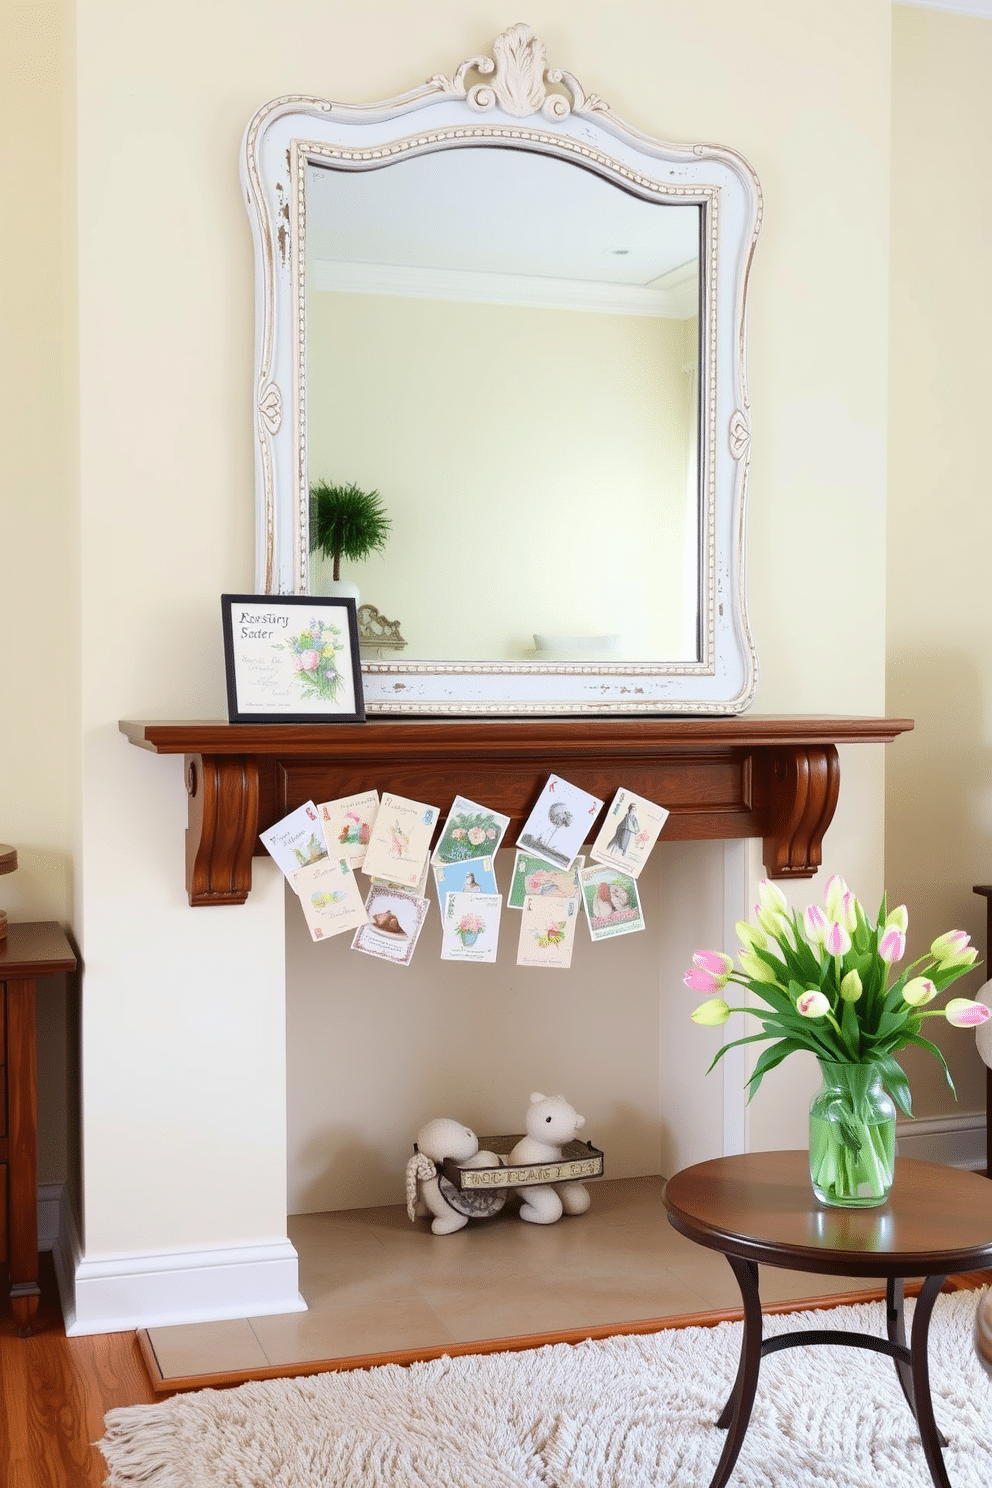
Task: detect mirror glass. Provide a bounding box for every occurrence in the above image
[304,147,701,663]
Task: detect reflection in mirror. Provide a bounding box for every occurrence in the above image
[304,148,701,663]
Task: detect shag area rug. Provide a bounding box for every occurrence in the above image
[99,1291,992,1487]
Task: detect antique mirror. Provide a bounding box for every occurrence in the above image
[241,24,760,714]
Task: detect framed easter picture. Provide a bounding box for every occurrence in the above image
[221,594,365,724]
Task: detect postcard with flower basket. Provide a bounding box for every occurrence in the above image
[222,594,365,723]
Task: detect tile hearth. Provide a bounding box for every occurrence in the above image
[142,1177,887,1390]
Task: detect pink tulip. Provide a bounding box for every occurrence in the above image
[879,926,906,964]
[836,892,858,934]
[797,990,830,1018]
[824,875,850,918]
[944,998,992,1028]
[885,905,909,933]
[902,977,936,1007]
[824,920,852,957]
[692,949,734,977]
[803,903,829,944]
[931,930,971,963]
[683,966,729,994]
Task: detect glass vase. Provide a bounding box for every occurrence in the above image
[808,1060,896,1208]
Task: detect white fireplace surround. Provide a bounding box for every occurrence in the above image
[33,832,942,1336]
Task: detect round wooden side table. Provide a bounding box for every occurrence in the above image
[663,1150,992,1488]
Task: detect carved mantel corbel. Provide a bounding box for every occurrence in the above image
[184,754,260,906]
[121,717,912,908]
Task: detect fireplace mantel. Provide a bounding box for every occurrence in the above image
[119,716,913,907]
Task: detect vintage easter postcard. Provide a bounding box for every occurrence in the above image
[580,863,645,942]
[433,796,511,864]
[516,894,579,970]
[351,885,430,966]
[361,792,439,889]
[433,855,498,900]
[589,788,669,878]
[370,856,432,898]
[440,891,502,963]
[259,800,327,894]
[516,775,604,870]
[317,790,380,870]
[507,851,583,909]
[293,858,368,942]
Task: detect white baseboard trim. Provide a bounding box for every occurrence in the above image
[65,1238,307,1337]
[49,1183,83,1330]
[896,1111,987,1170]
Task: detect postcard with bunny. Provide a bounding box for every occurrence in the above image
[361,792,439,889]
[258,800,327,894]
[507,851,583,909]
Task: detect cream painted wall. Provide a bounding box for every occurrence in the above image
[0,0,889,1298]
[1,0,79,1192]
[307,293,695,659]
[886,5,992,1120]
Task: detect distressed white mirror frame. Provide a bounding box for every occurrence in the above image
[241,24,761,715]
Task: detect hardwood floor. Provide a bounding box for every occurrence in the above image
[0,1255,159,1488]
[2,1252,989,1488]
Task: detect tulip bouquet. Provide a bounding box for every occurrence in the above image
[685,875,989,1205]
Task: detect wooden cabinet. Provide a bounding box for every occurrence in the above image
[0,922,76,1334]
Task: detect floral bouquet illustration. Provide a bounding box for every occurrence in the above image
[456,912,486,947]
[535,918,568,950]
[275,617,345,703]
[338,811,370,848]
[437,810,502,863]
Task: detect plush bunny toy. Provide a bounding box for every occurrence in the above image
[508,1092,592,1224]
[406,1118,506,1234]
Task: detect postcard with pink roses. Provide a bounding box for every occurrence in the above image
[432,796,511,865]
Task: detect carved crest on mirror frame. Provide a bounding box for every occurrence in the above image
[241,24,762,715]
[431,21,608,119]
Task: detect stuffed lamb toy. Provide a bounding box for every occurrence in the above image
[508,1092,592,1224]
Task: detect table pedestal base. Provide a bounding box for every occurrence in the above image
[711,1262,952,1488]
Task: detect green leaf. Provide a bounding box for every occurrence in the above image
[744,1037,807,1101]
[704,1031,773,1075]
[902,1033,958,1097]
[872,1051,914,1118]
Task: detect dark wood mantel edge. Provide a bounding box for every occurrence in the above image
[120,716,913,754]
[119,716,913,905]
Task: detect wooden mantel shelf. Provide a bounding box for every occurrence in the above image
[120,716,913,907]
